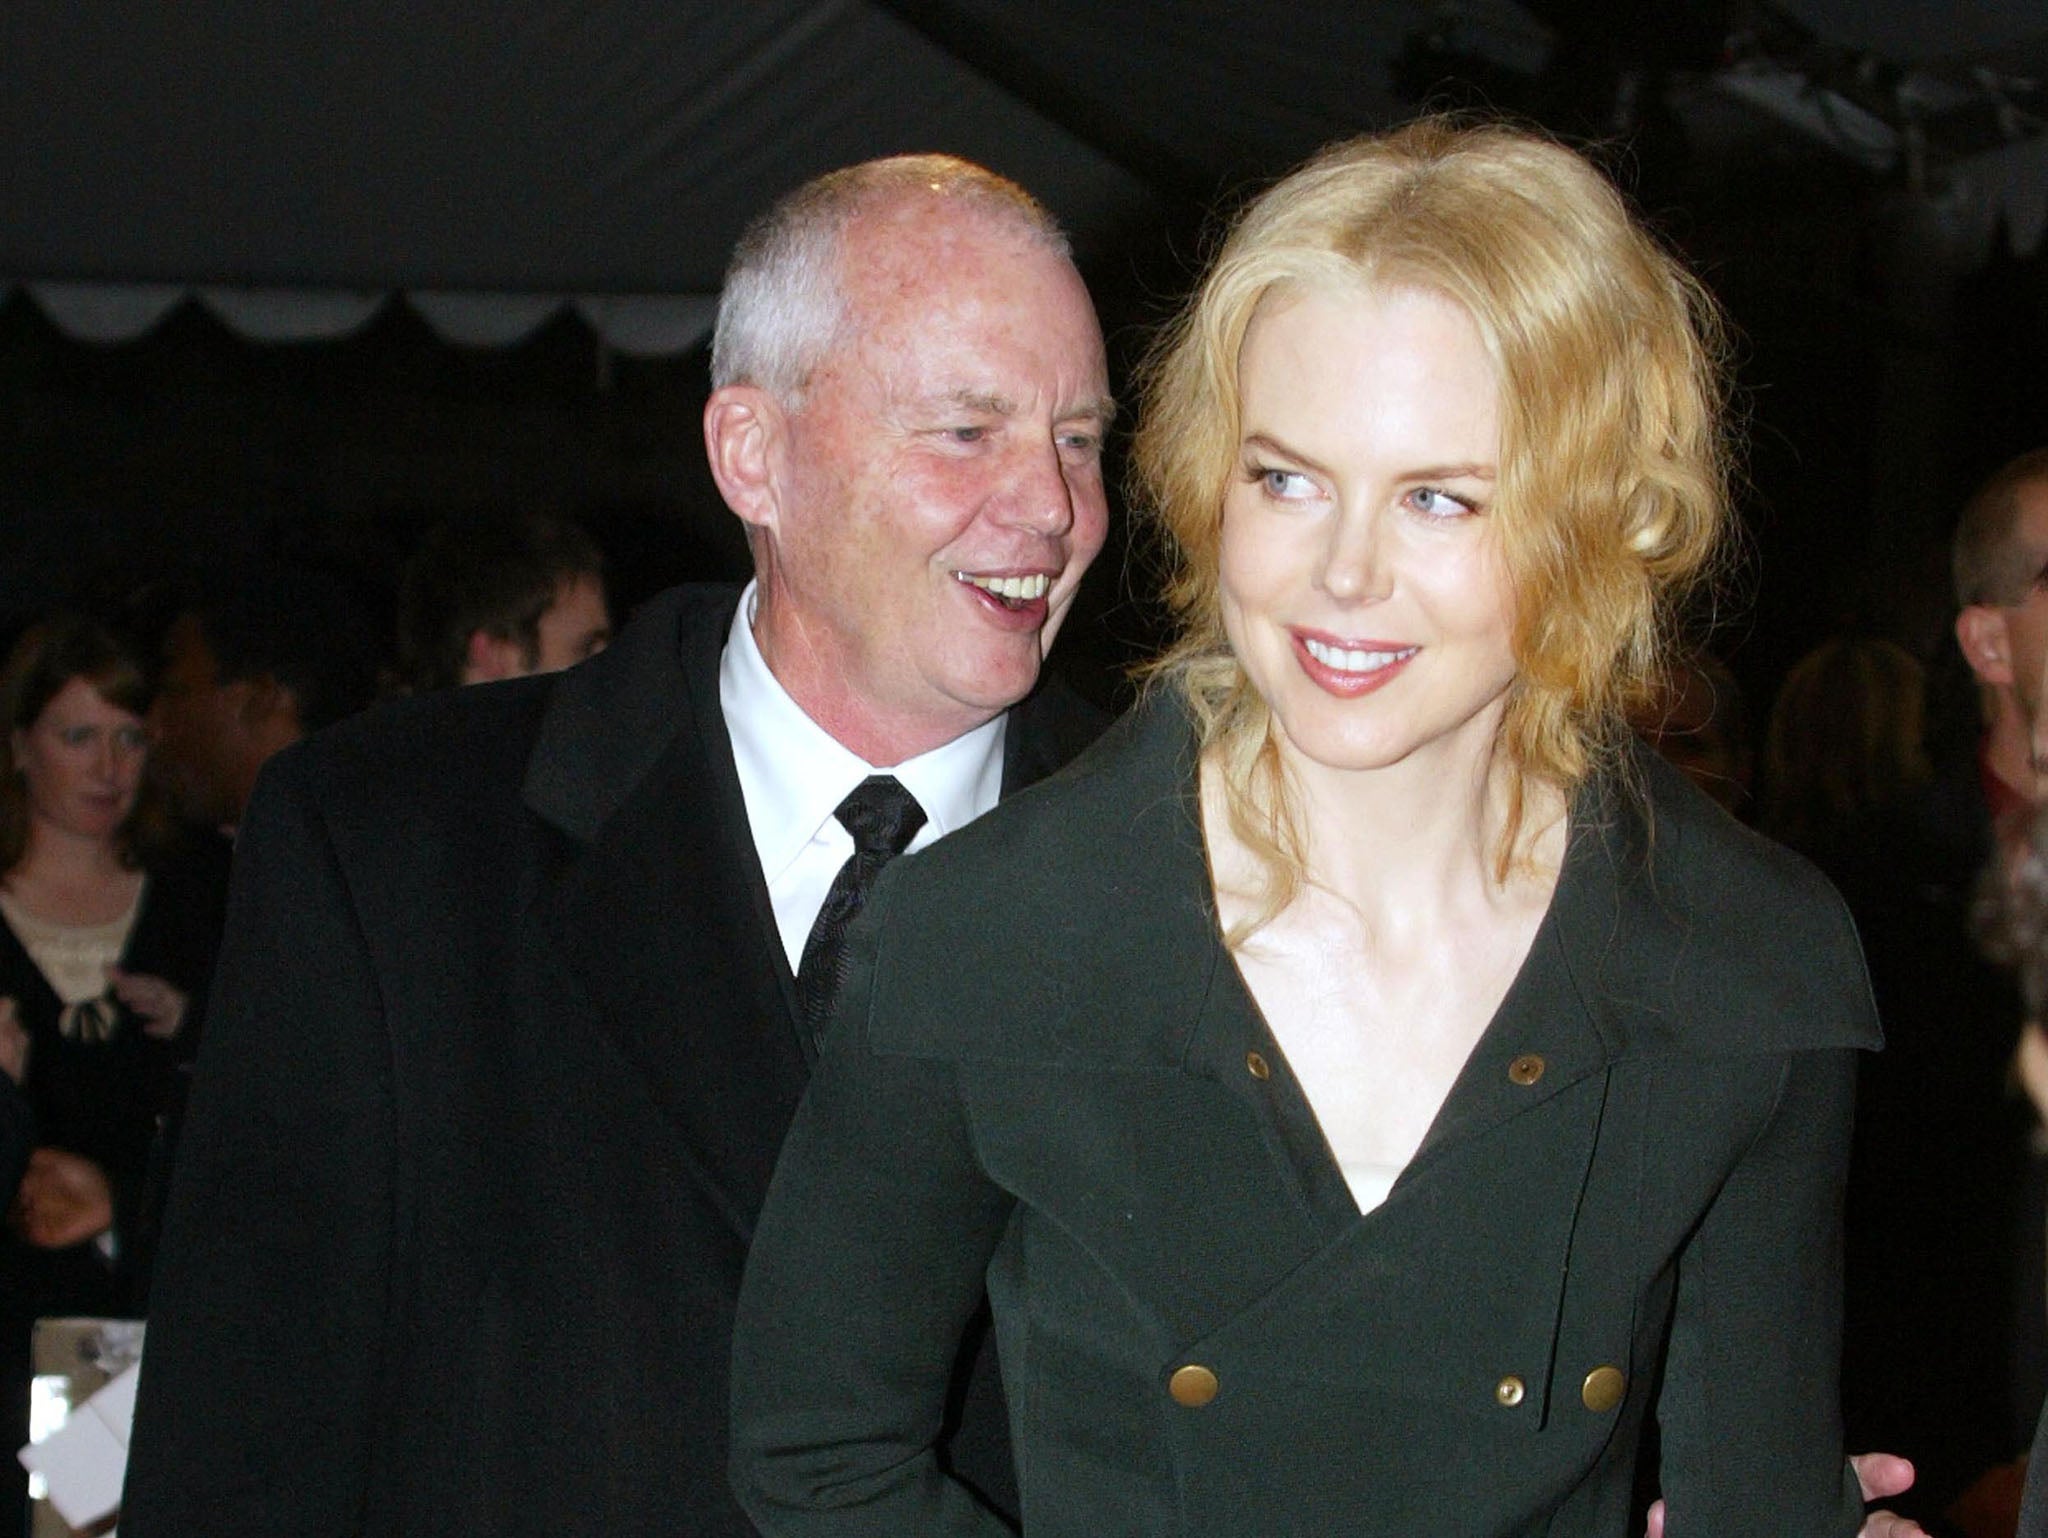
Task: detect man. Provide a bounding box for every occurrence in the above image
[149,566,384,834]
[395,512,611,691]
[1831,447,2048,1521]
[119,156,1110,1536]
[1955,448,2048,830]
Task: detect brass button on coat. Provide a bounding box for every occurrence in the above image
[1581,1365,1625,1412]
[1245,1051,1271,1080]
[1169,1364,1219,1407]
[1494,1375,1526,1408]
[1508,1053,1546,1086]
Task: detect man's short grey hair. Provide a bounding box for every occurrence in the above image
[1954,445,2048,607]
[710,154,1072,405]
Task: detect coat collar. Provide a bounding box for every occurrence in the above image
[871,690,1876,1080]
[521,585,731,843]
[518,585,808,1234]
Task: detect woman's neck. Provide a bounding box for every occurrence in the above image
[5,820,140,924]
[1210,732,1567,948]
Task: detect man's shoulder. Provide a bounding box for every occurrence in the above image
[273,583,740,826]
[1001,669,1114,793]
[280,674,558,817]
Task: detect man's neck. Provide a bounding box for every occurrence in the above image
[1984,699,2037,808]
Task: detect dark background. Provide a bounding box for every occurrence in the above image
[5,1,2046,727]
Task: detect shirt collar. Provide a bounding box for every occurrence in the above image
[718,581,1006,886]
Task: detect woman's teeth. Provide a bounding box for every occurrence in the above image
[1302,637,1413,673]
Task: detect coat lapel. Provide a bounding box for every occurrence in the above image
[522,586,809,1235]
[1404,805,1623,1176]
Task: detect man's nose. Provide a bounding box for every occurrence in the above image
[998,439,1078,536]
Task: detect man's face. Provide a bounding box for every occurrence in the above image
[1960,478,2048,796]
[752,201,1112,758]
[2004,484,2048,728]
[148,615,246,827]
[531,574,611,674]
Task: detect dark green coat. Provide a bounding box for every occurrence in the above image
[731,695,1879,1537]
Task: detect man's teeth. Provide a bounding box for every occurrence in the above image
[1302,637,1413,673]
[959,573,1050,602]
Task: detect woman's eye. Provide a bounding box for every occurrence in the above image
[1259,468,1314,499]
[1410,486,1475,519]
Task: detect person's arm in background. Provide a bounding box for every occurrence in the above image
[0,997,30,1206]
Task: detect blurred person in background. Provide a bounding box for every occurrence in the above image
[1760,635,1932,861]
[148,564,384,836]
[0,997,33,1225]
[0,614,230,1506]
[1629,649,1753,818]
[395,512,610,693]
[1827,450,2048,1526]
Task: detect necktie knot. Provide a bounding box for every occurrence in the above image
[834,775,926,860]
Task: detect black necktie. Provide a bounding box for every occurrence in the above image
[796,775,927,1045]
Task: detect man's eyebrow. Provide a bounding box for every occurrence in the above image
[944,389,1015,415]
[1070,395,1119,429]
[932,389,1118,427]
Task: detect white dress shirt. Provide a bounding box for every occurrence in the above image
[719,582,1007,972]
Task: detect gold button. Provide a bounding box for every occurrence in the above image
[1245,1051,1271,1080]
[1169,1364,1219,1408]
[1581,1365,1625,1413]
[1508,1053,1546,1086]
[1494,1375,1526,1408]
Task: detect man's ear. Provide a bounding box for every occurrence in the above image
[1958,603,2015,686]
[462,629,527,684]
[703,384,788,536]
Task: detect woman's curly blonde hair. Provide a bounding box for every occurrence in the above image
[1134,116,1733,935]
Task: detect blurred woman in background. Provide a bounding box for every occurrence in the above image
[0,613,228,1492]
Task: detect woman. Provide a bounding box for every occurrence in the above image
[0,614,228,1307]
[730,119,1877,1535]
[1761,635,1931,860]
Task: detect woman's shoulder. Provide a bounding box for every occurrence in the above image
[856,695,1218,1065]
[1568,749,1882,1057]
[899,692,1196,898]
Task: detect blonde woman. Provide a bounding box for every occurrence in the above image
[731,119,1878,1535]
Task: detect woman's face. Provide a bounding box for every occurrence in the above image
[11,675,148,845]
[1219,282,1517,784]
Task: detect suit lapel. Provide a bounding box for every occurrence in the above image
[522,587,808,1235]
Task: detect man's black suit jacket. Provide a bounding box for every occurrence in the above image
[120,584,1103,1537]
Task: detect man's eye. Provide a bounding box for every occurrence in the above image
[948,426,988,444]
